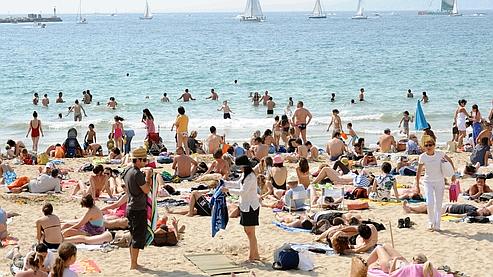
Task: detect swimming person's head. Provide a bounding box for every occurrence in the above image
[42,203,53,216]
[458,99,467,106]
[331,93,335,97]
[185,88,189,93]
[34,93,39,97]
[52,242,77,277]
[297,101,304,108]
[408,89,411,93]
[44,94,48,98]
[422,91,427,96]
[58,113,62,119]
[332,109,339,115]
[360,88,365,92]
[59,92,63,97]
[351,99,355,104]
[33,111,38,118]
[178,106,185,115]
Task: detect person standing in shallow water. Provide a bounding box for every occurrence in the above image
[67,100,87,121]
[422,91,429,103]
[359,88,365,101]
[26,111,43,153]
[206,89,219,100]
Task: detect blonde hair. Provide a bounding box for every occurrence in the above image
[413,254,434,277]
[51,242,77,277]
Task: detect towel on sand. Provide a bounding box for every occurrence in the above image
[1,236,19,247]
[272,221,311,233]
[70,259,101,274]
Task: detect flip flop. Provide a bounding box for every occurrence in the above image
[404,217,411,228]
[398,218,405,228]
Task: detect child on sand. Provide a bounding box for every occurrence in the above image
[449,175,461,202]
[111,116,125,152]
[399,111,414,138]
[369,162,399,201]
[84,124,96,151]
[50,242,78,277]
[218,101,234,119]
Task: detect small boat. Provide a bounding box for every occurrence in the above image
[33,22,47,28]
[352,0,368,19]
[77,0,88,24]
[450,0,462,16]
[140,0,153,20]
[240,0,266,22]
[308,0,327,19]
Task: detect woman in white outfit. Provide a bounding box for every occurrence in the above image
[454,99,470,149]
[415,139,455,232]
[221,155,260,261]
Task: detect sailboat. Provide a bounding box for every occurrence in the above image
[140,0,153,20]
[240,0,266,22]
[309,0,327,19]
[450,0,462,16]
[352,0,368,19]
[76,0,88,24]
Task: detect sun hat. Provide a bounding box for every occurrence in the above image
[235,155,254,168]
[131,147,148,159]
[273,154,283,164]
[286,174,298,184]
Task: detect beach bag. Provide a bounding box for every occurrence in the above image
[479,192,493,202]
[156,156,173,164]
[160,171,173,182]
[80,163,94,172]
[297,250,314,271]
[196,162,208,174]
[347,201,369,210]
[440,158,454,178]
[194,195,211,216]
[37,153,49,165]
[273,248,299,270]
[153,226,178,246]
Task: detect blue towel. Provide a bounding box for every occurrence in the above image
[414,100,428,131]
[210,182,229,237]
[272,221,311,233]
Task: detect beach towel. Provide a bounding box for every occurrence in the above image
[210,182,228,237]
[289,243,334,256]
[185,253,248,276]
[415,100,428,131]
[145,173,159,246]
[368,265,453,277]
[272,221,311,233]
[70,259,102,274]
[75,244,103,251]
[1,236,19,247]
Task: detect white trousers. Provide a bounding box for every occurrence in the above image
[424,179,445,230]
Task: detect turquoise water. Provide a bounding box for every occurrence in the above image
[0,12,492,151]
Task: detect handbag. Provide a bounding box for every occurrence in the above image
[440,158,454,178]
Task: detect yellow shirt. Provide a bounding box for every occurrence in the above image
[175,115,189,133]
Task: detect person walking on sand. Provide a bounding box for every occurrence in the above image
[177,89,196,102]
[171,106,190,155]
[26,111,43,153]
[398,111,414,138]
[67,100,87,121]
[292,101,313,143]
[221,155,260,262]
[415,139,455,232]
[206,89,219,100]
[111,116,125,152]
[454,99,470,149]
[122,147,153,270]
[218,101,233,119]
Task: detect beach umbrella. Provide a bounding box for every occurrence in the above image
[415,100,428,130]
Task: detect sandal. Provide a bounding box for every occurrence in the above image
[398,218,405,228]
[404,217,411,228]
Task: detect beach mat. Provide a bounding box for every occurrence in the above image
[185,253,248,276]
[1,236,19,247]
[70,259,102,274]
[272,221,311,233]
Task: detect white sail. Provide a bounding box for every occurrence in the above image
[451,0,459,14]
[355,0,364,16]
[312,0,324,16]
[77,0,87,24]
[241,0,265,21]
[141,0,153,19]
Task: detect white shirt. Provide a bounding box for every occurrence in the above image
[28,174,61,193]
[224,173,260,212]
[418,151,446,182]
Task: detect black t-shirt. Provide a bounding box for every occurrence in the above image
[448,204,477,215]
[188,138,198,153]
[123,166,147,211]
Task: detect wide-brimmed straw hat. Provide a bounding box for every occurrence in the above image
[131,147,148,159]
[235,155,255,168]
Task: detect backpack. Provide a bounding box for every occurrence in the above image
[194,195,211,216]
[196,162,208,174]
[160,171,173,182]
[273,248,299,270]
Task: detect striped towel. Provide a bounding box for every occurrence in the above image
[145,173,159,246]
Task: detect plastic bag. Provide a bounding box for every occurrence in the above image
[297,249,314,271]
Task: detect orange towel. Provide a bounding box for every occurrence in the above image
[7,176,30,191]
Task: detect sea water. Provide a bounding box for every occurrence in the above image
[0,12,492,151]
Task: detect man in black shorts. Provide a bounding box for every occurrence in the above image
[123,147,152,270]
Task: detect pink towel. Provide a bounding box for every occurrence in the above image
[368,264,453,277]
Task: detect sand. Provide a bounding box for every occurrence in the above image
[1,152,492,277]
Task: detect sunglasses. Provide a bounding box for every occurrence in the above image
[424,144,434,147]
[138,158,148,162]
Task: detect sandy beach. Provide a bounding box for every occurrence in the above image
[1,151,492,277]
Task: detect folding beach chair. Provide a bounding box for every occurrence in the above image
[320,187,345,210]
[288,189,308,213]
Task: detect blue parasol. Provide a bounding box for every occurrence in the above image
[415,100,428,130]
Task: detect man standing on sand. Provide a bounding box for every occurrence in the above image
[177,89,196,102]
[67,100,87,121]
[123,147,152,270]
[327,109,342,134]
[292,101,313,143]
[326,131,346,161]
[206,89,219,100]
[378,129,396,153]
[171,106,190,155]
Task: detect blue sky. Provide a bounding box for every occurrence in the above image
[1,0,492,14]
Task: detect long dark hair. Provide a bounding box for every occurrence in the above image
[142,108,154,121]
[242,166,254,184]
